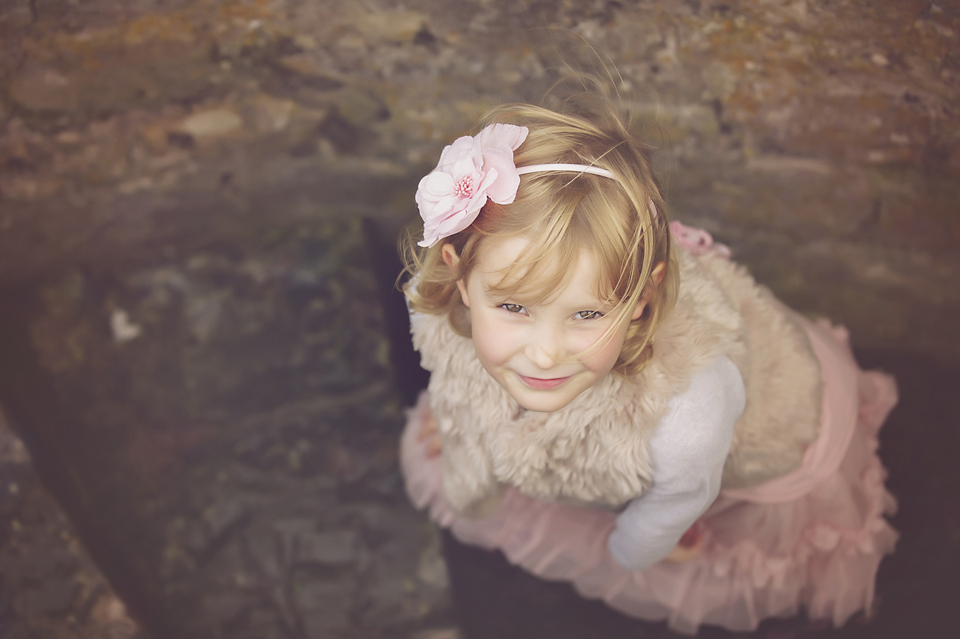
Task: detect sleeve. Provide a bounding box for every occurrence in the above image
[607,355,746,570]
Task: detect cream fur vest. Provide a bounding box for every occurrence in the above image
[411,249,822,516]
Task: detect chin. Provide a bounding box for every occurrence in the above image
[507,385,582,413]
[517,398,573,413]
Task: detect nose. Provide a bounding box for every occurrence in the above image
[526,322,564,370]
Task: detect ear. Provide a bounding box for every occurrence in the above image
[442,243,471,308]
[650,262,666,286]
[631,262,666,320]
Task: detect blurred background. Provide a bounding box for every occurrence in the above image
[0,1,957,638]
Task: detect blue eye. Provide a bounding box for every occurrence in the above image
[574,310,604,320]
[499,303,527,314]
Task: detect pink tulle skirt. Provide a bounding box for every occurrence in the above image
[400,318,898,635]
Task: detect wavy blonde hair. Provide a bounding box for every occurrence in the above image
[402,93,678,376]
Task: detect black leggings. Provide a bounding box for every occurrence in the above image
[440,528,663,639]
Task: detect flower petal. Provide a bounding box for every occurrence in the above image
[418,172,454,200]
[481,148,522,203]
[475,123,529,152]
[438,136,480,173]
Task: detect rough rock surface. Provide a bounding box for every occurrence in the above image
[1,407,146,639]
[0,0,958,358]
[0,220,451,638]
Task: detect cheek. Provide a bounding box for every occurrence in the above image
[580,326,628,374]
[469,312,513,367]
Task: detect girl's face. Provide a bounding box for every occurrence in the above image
[445,237,645,413]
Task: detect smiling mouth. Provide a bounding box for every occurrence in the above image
[517,375,571,390]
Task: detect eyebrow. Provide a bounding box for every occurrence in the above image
[483,285,537,305]
[482,284,612,311]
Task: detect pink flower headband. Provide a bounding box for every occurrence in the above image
[415,123,621,247]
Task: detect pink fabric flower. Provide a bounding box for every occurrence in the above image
[416,123,529,247]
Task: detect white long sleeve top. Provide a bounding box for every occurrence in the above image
[607,355,746,570]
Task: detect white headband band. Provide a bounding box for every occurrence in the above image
[516,163,616,179]
[517,163,658,220]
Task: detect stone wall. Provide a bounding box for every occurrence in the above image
[1,0,958,359]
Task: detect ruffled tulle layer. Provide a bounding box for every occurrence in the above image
[401,319,898,635]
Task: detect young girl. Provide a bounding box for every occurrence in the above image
[399,94,898,635]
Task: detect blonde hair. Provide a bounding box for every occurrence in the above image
[402,93,679,376]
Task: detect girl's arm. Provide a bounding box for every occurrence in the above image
[607,355,746,570]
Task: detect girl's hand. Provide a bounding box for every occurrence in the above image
[417,405,443,458]
[664,522,704,563]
